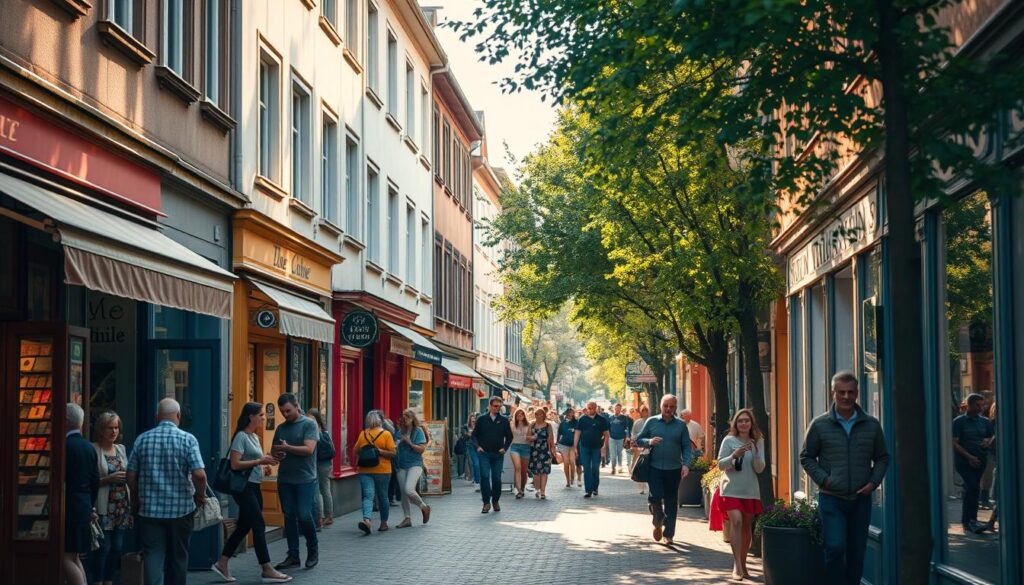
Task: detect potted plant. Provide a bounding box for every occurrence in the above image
[755,498,825,585]
[700,464,723,517]
[678,456,712,506]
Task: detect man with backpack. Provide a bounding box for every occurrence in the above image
[472,396,514,513]
[270,394,320,570]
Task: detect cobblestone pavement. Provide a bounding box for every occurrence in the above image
[189,470,761,585]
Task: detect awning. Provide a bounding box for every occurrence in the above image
[439,356,484,390]
[0,170,235,318]
[478,373,506,391]
[510,391,533,404]
[380,320,443,365]
[249,279,334,344]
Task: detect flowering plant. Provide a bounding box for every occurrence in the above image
[700,465,723,491]
[754,498,823,544]
[689,456,713,473]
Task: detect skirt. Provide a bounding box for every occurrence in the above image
[719,496,764,515]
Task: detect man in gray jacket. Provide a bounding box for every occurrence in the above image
[800,371,889,585]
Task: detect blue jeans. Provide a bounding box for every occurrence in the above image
[278,481,318,558]
[818,493,872,585]
[609,438,625,468]
[359,473,391,522]
[647,467,681,538]
[468,448,481,484]
[478,451,504,504]
[88,527,126,582]
[579,447,602,494]
[955,458,983,525]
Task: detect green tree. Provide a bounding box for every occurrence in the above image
[520,307,585,401]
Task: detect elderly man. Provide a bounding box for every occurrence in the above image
[127,398,207,585]
[64,403,98,585]
[607,403,634,475]
[636,395,692,544]
[681,409,706,457]
[574,401,610,498]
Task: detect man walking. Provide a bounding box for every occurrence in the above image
[607,403,633,475]
[952,393,994,533]
[574,401,609,498]
[127,398,207,585]
[636,395,691,544]
[473,396,513,513]
[681,409,706,457]
[800,371,889,585]
[271,393,320,570]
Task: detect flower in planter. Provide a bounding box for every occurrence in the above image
[754,498,823,544]
[689,456,713,473]
[701,465,723,491]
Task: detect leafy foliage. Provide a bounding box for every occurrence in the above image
[755,498,824,545]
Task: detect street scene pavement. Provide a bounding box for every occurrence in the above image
[189,472,760,585]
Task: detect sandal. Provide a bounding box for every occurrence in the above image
[358,520,371,535]
[395,518,412,529]
[541,493,546,499]
[261,573,293,583]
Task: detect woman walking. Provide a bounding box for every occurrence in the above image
[212,402,291,583]
[716,408,765,581]
[465,413,481,489]
[308,408,335,527]
[89,411,133,585]
[509,409,532,498]
[631,405,650,494]
[556,408,578,488]
[529,409,556,498]
[395,408,432,528]
[354,411,397,534]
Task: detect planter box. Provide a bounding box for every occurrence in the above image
[678,469,705,506]
[761,526,825,585]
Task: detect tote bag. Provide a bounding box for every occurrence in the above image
[630,448,652,483]
[193,487,223,532]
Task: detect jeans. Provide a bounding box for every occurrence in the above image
[956,459,984,525]
[315,463,334,521]
[278,481,318,558]
[609,438,625,468]
[579,447,602,494]
[138,513,193,585]
[478,451,504,504]
[359,473,391,522]
[397,466,426,518]
[222,483,270,565]
[468,448,481,484]
[818,493,872,585]
[647,466,681,539]
[388,468,401,503]
[88,527,126,582]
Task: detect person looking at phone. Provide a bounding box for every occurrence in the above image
[717,408,765,580]
[270,393,320,571]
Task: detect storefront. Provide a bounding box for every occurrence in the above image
[0,99,236,580]
[229,210,340,526]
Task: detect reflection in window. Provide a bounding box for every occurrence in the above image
[942,191,998,582]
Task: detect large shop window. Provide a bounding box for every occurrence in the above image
[789,293,806,491]
[288,340,313,409]
[940,191,999,582]
[859,249,882,419]
[808,282,828,422]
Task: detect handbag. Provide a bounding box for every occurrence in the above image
[193,487,223,532]
[212,456,253,496]
[357,430,385,468]
[630,448,652,483]
[89,518,104,552]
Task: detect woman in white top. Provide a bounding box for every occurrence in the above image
[716,408,766,581]
[509,408,532,499]
[630,405,650,494]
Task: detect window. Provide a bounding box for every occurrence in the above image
[433,232,442,305]
[345,137,359,236]
[258,56,280,181]
[321,117,338,223]
[421,85,430,157]
[366,167,380,262]
[405,63,416,140]
[432,106,441,172]
[346,0,359,58]
[204,0,221,103]
[291,82,311,203]
[162,0,184,74]
[322,0,336,25]
[442,121,451,186]
[405,205,415,284]
[387,186,399,273]
[386,29,398,118]
[109,0,133,32]
[288,340,312,410]
[443,243,453,320]
[366,2,379,92]
[420,218,429,293]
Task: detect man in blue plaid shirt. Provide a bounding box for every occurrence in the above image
[127,398,207,585]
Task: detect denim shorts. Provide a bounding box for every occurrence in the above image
[510,444,531,457]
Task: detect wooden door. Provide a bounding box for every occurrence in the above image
[255,343,286,527]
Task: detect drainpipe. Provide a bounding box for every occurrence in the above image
[428,64,449,329]
[230,0,243,193]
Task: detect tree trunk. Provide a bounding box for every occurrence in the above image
[876,1,932,581]
[738,298,776,504]
[705,329,732,453]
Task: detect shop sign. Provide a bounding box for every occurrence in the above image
[339,310,378,348]
[234,223,334,295]
[390,337,414,358]
[410,366,433,382]
[447,374,474,389]
[255,310,277,329]
[626,360,657,384]
[413,344,442,365]
[788,191,878,294]
[472,379,487,393]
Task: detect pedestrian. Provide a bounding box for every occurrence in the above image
[269,394,320,570]
[472,396,513,513]
[307,408,335,528]
[556,408,578,488]
[631,404,651,494]
[89,411,132,585]
[465,413,481,490]
[354,411,397,534]
[607,403,634,475]
[509,408,532,499]
[717,408,765,580]
[381,414,402,507]
[979,399,996,511]
[528,408,556,499]
[65,403,98,585]
[574,401,610,498]
[454,423,470,481]
[681,409,706,457]
[800,371,889,585]
[951,393,995,533]
[211,403,291,583]
[395,408,432,528]
[598,406,612,467]
[635,395,692,545]
[126,398,207,585]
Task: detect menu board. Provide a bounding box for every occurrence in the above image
[16,337,54,540]
[421,420,449,496]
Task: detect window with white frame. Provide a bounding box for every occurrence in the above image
[386,29,398,118]
[421,85,429,157]
[321,117,339,223]
[405,204,415,284]
[420,217,429,292]
[205,0,221,103]
[387,186,399,273]
[367,167,380,262]
[346,0,359,58]
[405,63,416,140]
[345,137,359,236]
[108,0,133,32]
[163,0,184,75]
[322,0,336,25]
[367,2,379,92]
[258,56,280,181]
[292,82,312,203]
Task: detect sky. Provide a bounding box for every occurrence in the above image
[426,0,559,170]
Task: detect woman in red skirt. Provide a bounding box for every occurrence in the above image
[716,408,765,581]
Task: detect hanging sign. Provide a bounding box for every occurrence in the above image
[390,337,414,358]
[339,310,378,348]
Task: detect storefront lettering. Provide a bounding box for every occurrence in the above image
[788,191,878,293]
[272,246,288,270]
[0,115,19,143]
[272,245,312,281]
[291,256,312,280]
[88,296,127,343]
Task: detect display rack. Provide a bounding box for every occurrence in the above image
[15,337,54,540]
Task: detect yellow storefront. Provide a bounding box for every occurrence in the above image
[229,210,342,526]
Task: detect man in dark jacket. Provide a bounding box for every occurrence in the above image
[64,402,99,585]
[472,396,513,513]
[800,371,889,585]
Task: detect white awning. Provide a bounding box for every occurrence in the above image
[249,279,334,344]
[441,356,483,380]
[0,170,235,318]
[380,319,443,365]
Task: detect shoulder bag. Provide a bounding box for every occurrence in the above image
[631,444,652,483]
[193,487,223,532]
[212,435,255,496]
[317,431,336,462]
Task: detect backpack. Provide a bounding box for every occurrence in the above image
[317,431,336,462]
[357,430,386,468]
[454,436,466,455]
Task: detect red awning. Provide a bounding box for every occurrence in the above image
[448,374,474,389]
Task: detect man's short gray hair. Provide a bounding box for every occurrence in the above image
[66,402,84,429]
[831,371,859,391]
[157,398,181,417]
[660,394,678,405]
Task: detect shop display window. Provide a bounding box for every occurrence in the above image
[15,337,55,541]
[288,340,312,408]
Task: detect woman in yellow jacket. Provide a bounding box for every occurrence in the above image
[353,411,397,534]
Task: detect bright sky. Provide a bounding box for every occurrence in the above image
[426,0,559,168]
